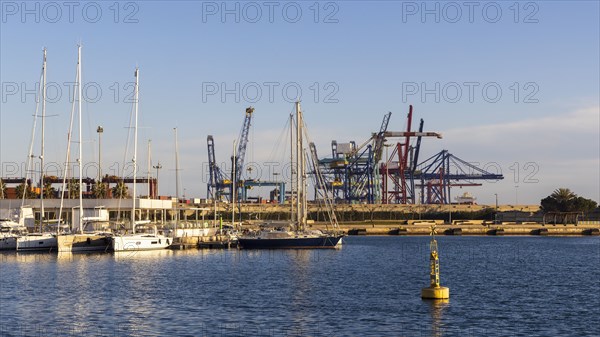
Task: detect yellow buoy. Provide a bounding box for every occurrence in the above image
[422,225,450,299]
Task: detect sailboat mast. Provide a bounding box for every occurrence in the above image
[77,45,84,233]
[57,46,78,233]
[132,67,139,234]
[232,139,236,226]
[40,48,47,228]
[295,101,302,230]
[147,139,151,220]
[147,140,151,199]
[289,113,294,223]
[174,128,180,230]
[301,123,307,228]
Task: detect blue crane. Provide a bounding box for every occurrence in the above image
[313,112,392,204]
[231,107,254,201]
[415,150,504,204]
[206,135,231,201]
[234,107,254,183]
[206,107,254,202]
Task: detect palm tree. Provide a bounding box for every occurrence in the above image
[67,178,80,199]
[43,181,56,199]
[16,182,38,199]
[92,181,108,199]
[112,180,129,199]
[551,188,576,203]
[542,188,578,212]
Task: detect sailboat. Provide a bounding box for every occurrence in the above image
[57,45,113,252]
[0,218,27,250]
[111,67,171,252]
[16,48,59,252]
[238,102,344,249]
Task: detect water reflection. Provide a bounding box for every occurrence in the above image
[111,248,174,261]
[426,299,449,337]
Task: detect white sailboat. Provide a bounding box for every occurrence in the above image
[0,218,27,250]
[111,67,171,252]
[56,45,112,252]
[238,102,344,249]
[16,48,58,252]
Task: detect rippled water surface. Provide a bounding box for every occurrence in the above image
[1,236,599,336]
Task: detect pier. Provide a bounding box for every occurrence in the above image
[305,221,600,236]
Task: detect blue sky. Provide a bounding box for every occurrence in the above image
[1,1,599,204]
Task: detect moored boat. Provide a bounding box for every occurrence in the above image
[0,219,28,251]
[111,224,171,252]
[57,219,113,252]
[16,233,57,252]
[238,226,342,249]
[238,102,344,249]
[110,68,171,253]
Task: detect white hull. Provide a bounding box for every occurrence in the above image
[111,234,171,252]
[174,227,219,237]
[0,236,18,250]
[16,234,57,251]
[57,234,112,252]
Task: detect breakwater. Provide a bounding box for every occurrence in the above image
[306,221,600,236]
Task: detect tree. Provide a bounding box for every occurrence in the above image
[67,178,80,199]
[92,181,108,199]
[43,181,56,199]
[541,188,597,212]
[0,179,5,199]
[16,182,38,199]
[573,196,598,213]
[112,180,129,199]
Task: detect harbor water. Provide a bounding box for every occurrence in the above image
[1,236,598,336]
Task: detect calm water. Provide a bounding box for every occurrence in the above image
[0,236,598,337]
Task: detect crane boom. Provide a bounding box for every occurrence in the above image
[412,119,425,172]
[373,111,392,163]
[383,131,442,138]
[207,135,229,199]
[235,107,254,182]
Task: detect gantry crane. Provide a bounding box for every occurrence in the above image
[233,107,254,186]
[415,150,504,204]
[207,135,230,200]
[206,107,254,202]
[313,112,392,203]
[207,107,285,204]
[380,105,442,204]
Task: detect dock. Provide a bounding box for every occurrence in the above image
[305,220,600,236]
[169,235,238,250]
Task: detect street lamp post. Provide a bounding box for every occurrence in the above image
[273,172,280,202]
[153,162,162,196]
[494,193,498,224]
[514,185,520,222]
[96,126,103,181]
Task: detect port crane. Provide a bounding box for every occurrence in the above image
[207,107,285,204]
[206,107,254,202]
[380,105,442,204]
[313,111,392,203]
[415,150,504,204]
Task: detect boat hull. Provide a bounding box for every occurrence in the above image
[57,234,112,252]
[111,235,171,252]
[0,236,18,250]
[238,235,343,249]
[16,234,57,252]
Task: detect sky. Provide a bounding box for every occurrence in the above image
[0,0,598,205]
